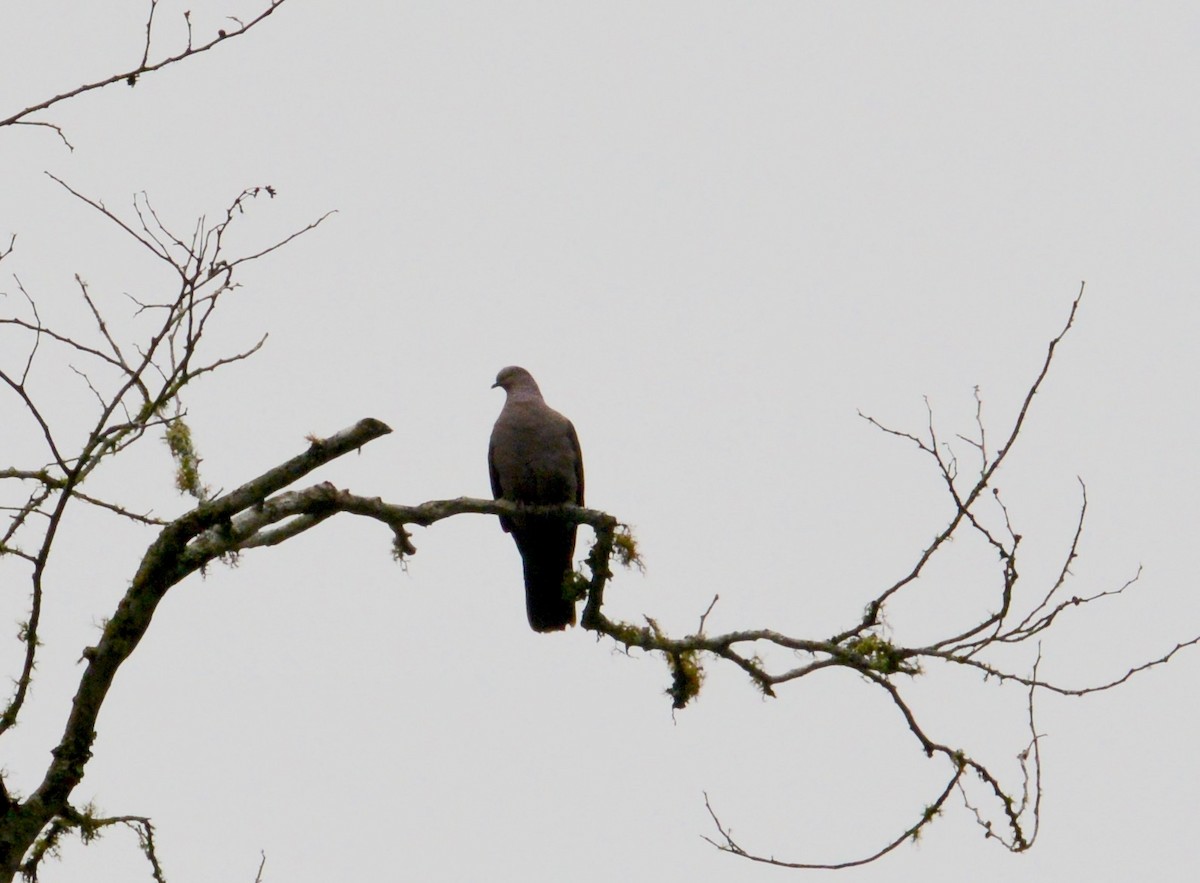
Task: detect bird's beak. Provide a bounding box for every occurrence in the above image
[491,381,500,389]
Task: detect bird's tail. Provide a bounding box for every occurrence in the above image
[513,522,577,632]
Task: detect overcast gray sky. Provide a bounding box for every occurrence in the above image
[2,2,1199,881]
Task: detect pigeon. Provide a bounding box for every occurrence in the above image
[488,366,584,632]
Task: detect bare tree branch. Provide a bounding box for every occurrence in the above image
[1,2,292,139]
[18,805,165,883]
[1,419,391,879]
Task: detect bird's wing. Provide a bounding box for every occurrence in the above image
[568,419,584,506]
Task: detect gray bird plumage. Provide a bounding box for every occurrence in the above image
[488,366,584,632]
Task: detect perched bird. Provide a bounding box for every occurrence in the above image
[488,366,584,632]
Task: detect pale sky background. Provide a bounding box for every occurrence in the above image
[1,2,1198,881]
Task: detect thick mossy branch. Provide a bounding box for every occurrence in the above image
[7,420,634,872]
[19,804,164,883]
[4,419,392,879]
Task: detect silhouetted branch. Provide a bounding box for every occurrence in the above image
[0,2,292,145]
[544,284,1194,869]
[0,181,332,754]
[19,805,165,883]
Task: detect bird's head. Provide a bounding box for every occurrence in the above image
[493,365,541,395]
